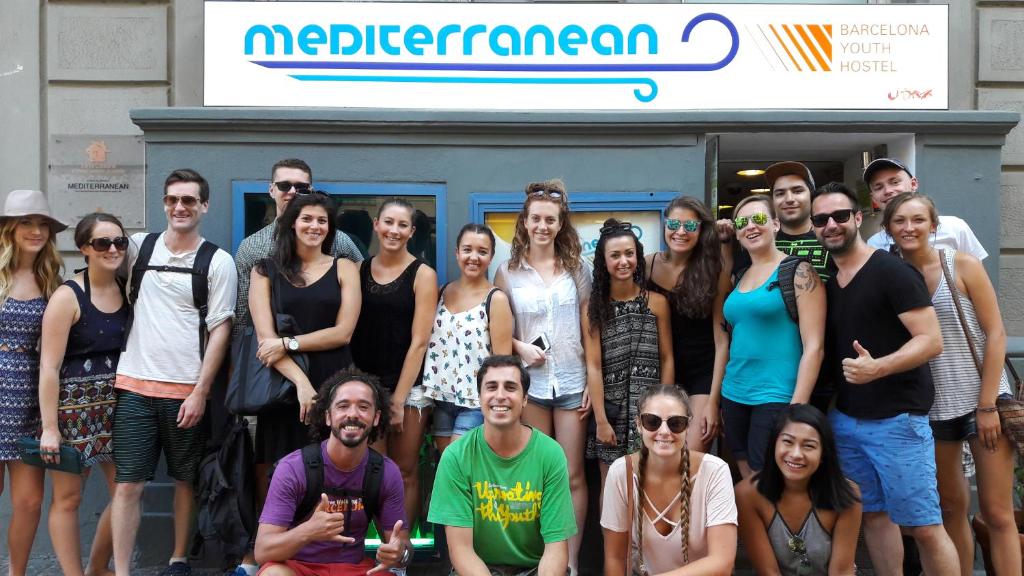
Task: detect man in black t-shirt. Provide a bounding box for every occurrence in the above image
[811,182,959,576]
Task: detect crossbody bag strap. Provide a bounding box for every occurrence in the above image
[938,250,983,375]
[624,453,636,576]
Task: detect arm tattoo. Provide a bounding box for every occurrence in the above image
[794,263,819,296]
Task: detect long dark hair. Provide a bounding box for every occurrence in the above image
[508,179,582,276]
[662,196,722,319]
[267,193,337,286]
[587,218,646,335]
[755,404,859,511]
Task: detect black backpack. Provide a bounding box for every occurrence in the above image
[291,445,386,527]
[191,416,256,559]
[125,232,220,358]
[734,255,808,324]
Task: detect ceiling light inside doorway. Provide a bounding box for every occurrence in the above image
[750,188,770,194]
[736,169,765,177]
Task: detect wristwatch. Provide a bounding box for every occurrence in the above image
[400,544,412,566]
[284,336,300,352]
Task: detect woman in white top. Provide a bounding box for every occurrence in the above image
[601,384,737,576]
[494,178,590,573]
[885,193,1019,576]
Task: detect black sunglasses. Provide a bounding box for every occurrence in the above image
[599,222,634,236]
[274,181,312,194]
[86,236,129,252]
[810,209,855,228]
[639,413,690,433]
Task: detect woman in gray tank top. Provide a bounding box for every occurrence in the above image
[736,404,862,575]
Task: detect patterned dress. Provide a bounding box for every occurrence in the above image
[0,296,46,461]
[422,288,499,408]
[586,294,661,465]
[57,274,127,467]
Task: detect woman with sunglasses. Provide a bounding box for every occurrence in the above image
[37,213,128,576]
[350,197,437,538]
[884,193,1020,576]
[494,179,591,572]
[423,224,513,452]
[722,195,825,479]
[0,190,65,576]
[645,196,730,454]
[602,384,737,576]
[584,219,673,486]
[251,193,361,470]
[736,404,861,576]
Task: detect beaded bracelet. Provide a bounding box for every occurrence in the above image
[976,405,998,413]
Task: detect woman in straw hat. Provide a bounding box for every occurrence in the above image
[0,189,66,576]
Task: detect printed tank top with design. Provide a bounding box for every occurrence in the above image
[351,257,424,391]
[646,257,716,391]
[274,258,351,386]
[422,287,500,408]
[62,270,128,364]
[767,508,832,576]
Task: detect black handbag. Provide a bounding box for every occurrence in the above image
[226,261,309,415]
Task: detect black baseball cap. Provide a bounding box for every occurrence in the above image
[765,161,815,192]
[863,158,913,185]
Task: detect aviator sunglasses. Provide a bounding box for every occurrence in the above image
[639,413,690,433]
[85,236,129,252]
[732,212,770,230]
[810,208,855,228]
[163,194,200,208]
[666,218,700,233]
[274,181,312,194]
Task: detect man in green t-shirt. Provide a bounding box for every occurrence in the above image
[428,355,576,576]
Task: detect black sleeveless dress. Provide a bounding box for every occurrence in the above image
[256,259,350,465]
[646,258,716,395]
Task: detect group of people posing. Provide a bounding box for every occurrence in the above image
[0,155,1019,576]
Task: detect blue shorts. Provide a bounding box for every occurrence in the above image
[433,401,483,438]
[528,391,584,410]
[829,409,941,526]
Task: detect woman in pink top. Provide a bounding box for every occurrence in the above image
[601,384,737,576]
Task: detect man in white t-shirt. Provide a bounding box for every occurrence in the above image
[863,158,987,260]
[110,169,238,576]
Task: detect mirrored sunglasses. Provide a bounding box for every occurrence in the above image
[666,218,700,233]
[733,212,770,230]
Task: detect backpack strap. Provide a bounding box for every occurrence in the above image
[191,241,219,359]
[362,448,385,524]
[293,443,325,525]
[767,255,806,324]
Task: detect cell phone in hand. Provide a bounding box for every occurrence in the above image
[531,333,551,352]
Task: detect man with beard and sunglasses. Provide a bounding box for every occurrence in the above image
[255,369,410,576]
[810,182,959,576]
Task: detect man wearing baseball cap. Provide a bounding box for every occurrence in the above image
[863,158,987,259]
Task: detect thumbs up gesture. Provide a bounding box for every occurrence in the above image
[305,494,356,545]
[841,340,881,385]
[368,520,407,574]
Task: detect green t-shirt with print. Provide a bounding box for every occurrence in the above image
[428,426,577,568]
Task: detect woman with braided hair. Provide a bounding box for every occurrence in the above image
[601,384,737,576]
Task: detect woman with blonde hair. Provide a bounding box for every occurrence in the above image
[0,189,65,576]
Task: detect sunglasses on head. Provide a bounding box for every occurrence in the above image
[274,181,312,194]
[666,218,700,233]
[86,236,129,252]
[810,208,855,228]
[733,212,770,230]
[163,194,201,208]
[788,535,812,575]
[528,188,563,199]
[639,413,690,433]
[599,222,634,236]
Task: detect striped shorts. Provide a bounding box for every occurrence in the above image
[113,390,208,483]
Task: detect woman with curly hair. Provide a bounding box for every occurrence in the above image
[645,196,730,454]
[494,179,590,572]
[0,189,65,576]
[602,384,737,576]
[584,218,673,486]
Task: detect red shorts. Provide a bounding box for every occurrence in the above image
[257,557,375,576]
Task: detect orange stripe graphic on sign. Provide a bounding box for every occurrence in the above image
[808,24,832,60]
[782,24,816,72]
[796,24,830,71]
[769,24,802,72]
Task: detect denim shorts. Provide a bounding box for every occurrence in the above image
[405,385,434,410]
[433,400,483,437]
[829,409,942,526]
[528,390,584,410]
[930,411,977,442]
[721,398,789,472]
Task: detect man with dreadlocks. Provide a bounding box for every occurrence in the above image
[601,384,737,576]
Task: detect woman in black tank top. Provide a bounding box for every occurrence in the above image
[350,197,438,537]
[645,196,732,454]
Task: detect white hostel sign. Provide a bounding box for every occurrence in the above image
[204,2,948,110]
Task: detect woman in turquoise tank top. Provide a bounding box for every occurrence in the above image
[721,195,825,478]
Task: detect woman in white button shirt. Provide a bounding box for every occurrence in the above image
[494,178,591,574]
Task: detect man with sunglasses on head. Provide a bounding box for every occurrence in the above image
[429,355,576,576]
[233,158,362,340]
[862,157,986,260]
[810,182,959,576]
[112,169,238,576]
